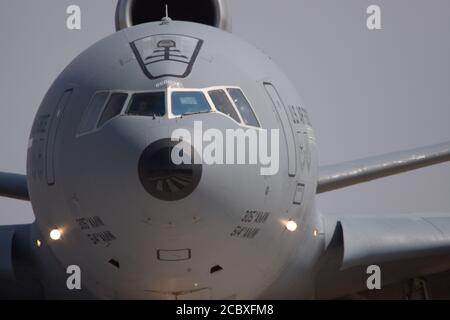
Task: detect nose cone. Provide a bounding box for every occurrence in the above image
[138,138,202,201]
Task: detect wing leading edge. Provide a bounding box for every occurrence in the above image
[316,213,450,299]
[317,140,450,194]
[0,172,29,201]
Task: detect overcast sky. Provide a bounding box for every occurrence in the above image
[1,0,449,225]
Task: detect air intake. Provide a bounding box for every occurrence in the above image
[115,0,232,32]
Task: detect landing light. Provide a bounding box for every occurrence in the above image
[36,240,42,247]
[50,229,62,240]
[286,220,297,232]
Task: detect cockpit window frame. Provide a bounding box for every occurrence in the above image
[76,90,110,138]
[76,90,132,138]
[125,90,167,118]
[97,92,130,129]
[166,87,213,119]
[76,86,261,138]
[167,86,261,129]
[76,89,166,138]
[226,87,261,128]
[207,89,242,124]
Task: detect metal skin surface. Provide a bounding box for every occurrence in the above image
[316,213,450,299]
[22,21,319,299]
[317,140,450,194]
[0,172,29,201]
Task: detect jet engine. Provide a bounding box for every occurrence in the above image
[115,0,232,32]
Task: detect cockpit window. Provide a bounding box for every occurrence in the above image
[76,87,259,137]
[127,92,166,117]
[208,89,241,123]
[227,88,260,127]
[97,93,128,128]
[171,91,211,116]
[77,92,109,135]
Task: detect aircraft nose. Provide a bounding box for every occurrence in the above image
[138,138,202,201]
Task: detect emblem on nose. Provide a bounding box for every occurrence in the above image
[130,34,203,80]
[138,138,202,201]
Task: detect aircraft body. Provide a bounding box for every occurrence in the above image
[1,0,450,299]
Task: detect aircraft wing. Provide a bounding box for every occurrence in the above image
[316,213,450,299]
[0,172,29,201]
[317,140,450,194]
[316,141,450,298]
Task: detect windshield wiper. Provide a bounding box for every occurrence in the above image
[181,111,209,116]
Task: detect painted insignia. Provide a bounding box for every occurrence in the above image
[131,34,203,80]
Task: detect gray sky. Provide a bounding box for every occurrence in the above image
[1,0,449,225]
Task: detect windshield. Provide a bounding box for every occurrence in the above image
[227,88,260,127]
[208,89,241,123]
[171,91,211,116]
[127,92,165,117]
[98,93,128,128]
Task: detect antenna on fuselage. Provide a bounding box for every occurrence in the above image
[161,4,172,23]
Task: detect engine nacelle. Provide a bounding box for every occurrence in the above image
[0,224,43,298]
[115,0,232,32]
